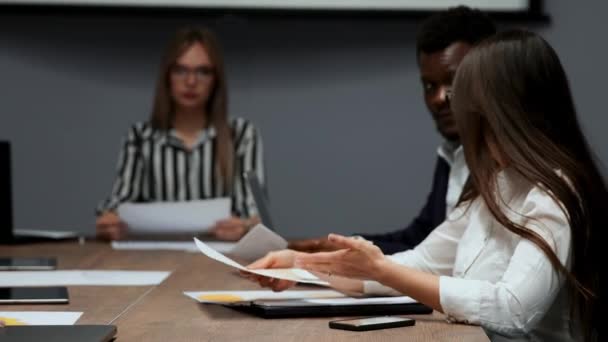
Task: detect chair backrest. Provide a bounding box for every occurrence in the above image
[0,140,14,242]
[243,170,275,231]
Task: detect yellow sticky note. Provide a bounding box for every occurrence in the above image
[0,316,27,326]
[197,294,244,303]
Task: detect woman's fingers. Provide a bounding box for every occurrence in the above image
[246,254,274,270]
[272,280,296,292]
[213,218,243,231]
[297,262,336,275]
[294,249,347,267]
[241,271,294,291]
[327,233,367,250]
[97,224,124,241]
[242,251,299,291]
[212,226,246,241]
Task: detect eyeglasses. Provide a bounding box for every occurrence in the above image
[171,65,215,81]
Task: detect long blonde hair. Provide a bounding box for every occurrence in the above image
[150,27,233,192]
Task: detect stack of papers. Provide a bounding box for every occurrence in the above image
[184,290,345,303]
[183,290,418,306]
[0,312,82,325]
[303,296,417,305]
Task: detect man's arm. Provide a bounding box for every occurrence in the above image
[360,157,450,254]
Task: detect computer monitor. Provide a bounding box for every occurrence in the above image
[0,142,77,244]
[243,170,275,230]
[0,141,13,243]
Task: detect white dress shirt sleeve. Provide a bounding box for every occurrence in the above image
[363,205,470,296]
[439,187,572,337]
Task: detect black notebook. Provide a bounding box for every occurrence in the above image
[228,299,432,318]
[0,325,116,342]
[0,286,68,304]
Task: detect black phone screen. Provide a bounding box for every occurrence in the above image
[329,316,415,331]
[0,287,69,304]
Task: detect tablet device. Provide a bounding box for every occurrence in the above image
[0,287,69,304]
[0,325,116,342]
[0,257,57,271]
[231,299,432,318]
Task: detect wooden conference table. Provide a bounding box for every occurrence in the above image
[1,241,489,341]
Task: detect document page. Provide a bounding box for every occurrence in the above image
[0,270,171,286]
[230,224,288,261]
[117,198,231,234]
[13,229,78,239]
[184,290,344,303]
[111,241,236,254]
[194,238,329,286]
[0,312,82,325]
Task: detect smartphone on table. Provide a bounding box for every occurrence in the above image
[0,257,57,271]
[329,316,415,331]
[0,287,69,304]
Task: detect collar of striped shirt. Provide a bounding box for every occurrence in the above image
[150,126,217,150]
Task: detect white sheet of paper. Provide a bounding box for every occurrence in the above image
[194,238,329,286]
[14,229,78,239]
[112,241,198,252]
[111,241,236,254]
[0,311,82,325]
[117,198,231,234]
[0,270,171,286]
[303,296,417,305]
[230,224,288,262]
[184,290,344,303]
[205,241,238,254]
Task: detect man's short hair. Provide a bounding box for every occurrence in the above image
[416,6,497,58]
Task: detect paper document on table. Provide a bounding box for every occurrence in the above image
[14,229,78,239]
[230,224,288,261]
[194,238,329,286]
[184,290,344,303]
[117,198,231,234]
[0,311,82,325]
[111,241,236,254]
[303,296,417,305]
[112,241,199,252]
[0,270,171,286]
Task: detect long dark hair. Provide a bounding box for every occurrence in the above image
[452,29,603,340]
[150,28,233,191]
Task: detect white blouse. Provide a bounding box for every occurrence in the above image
[364,169,576,341]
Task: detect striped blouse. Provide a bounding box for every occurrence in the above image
[97,117,264,218]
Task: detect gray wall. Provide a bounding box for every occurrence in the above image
[1,1,607,239]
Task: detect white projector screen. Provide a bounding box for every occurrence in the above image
[0,0,531,12]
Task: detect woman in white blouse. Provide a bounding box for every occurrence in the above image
[245,30,602,341]
[96,28,264,241]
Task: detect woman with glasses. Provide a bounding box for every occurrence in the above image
[96,28,264,241]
